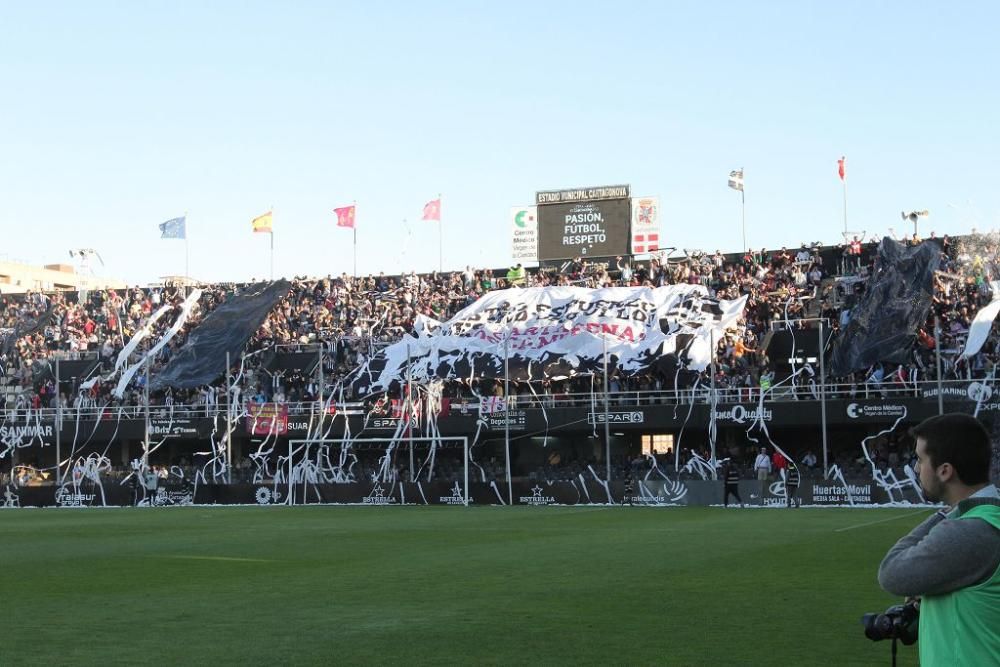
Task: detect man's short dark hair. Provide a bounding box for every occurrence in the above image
[909,413,991,486]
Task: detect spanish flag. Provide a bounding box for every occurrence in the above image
[252,211,273,234]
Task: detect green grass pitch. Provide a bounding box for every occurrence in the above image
[0,506,926,666]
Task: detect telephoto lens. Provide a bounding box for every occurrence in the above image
[861,603,919,645]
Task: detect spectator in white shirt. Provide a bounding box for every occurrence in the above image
[802,450,818,469]
[754,447,772,505]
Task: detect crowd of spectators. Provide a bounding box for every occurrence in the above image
[2,229,1000,420]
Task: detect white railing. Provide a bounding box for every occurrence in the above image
[0,379,973,422]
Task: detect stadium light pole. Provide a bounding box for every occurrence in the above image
[770,316,830,472]
[934,316,944,415]
[142,353,150,473]
[602,334,611,485]
[819,320,829,472]
[55,357,61,485]
[569,321,613,485]
[226,351,232,485]
[407,344,415,483]
[504,314,513,505]
[708,330,717,480]
[741,183,747,252]
[317,344,324,416]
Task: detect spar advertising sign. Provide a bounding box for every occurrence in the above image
[536,185,631,261]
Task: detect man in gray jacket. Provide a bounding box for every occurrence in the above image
[143,467,159,507]
[877,413,1000,665]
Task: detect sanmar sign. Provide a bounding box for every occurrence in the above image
[0,424,54,439]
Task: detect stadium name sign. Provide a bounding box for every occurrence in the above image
[535,185,630,205]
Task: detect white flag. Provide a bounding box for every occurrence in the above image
[961,281,1000,358]
[728,169,744,192]
[114,289,203,397]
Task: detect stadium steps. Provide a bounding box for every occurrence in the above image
[804,278,838,319]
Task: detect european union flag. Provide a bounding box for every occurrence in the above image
[159,216,186,239]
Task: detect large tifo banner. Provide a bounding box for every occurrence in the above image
[830,238,940,376]
[358,285,746,390]
[536,185,631,260]
[151,280,291,390]
[0,304,55,356]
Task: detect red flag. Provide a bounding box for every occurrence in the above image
[632,233,660,254]
[837,156,846,182]
[334,205,356,229]
[422,198,441,221]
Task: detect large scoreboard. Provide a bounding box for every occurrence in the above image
[535,185,631,261]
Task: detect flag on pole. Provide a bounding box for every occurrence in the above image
[159,216,186,239]
[422,198,441,221]
[837,156,846,182]
[728,169,744,192]
[252,211,273,234]
[334,205,356,229]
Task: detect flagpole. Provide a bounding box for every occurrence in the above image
[842,172,848,235]
[353,200,357,280]
[184,210,189,295]
[741,168,746,252]
[438,193,443,273]
[270,230,274,280]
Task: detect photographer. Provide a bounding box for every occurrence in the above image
[877,413,1000,665]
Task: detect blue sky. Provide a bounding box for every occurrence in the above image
[1,1,997,284]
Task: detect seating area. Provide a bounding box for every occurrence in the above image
[0,231,997,420]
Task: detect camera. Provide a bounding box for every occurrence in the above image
[861,601,919,645]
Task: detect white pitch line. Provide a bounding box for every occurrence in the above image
[835,510,930,533]
[153,555,274,563]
